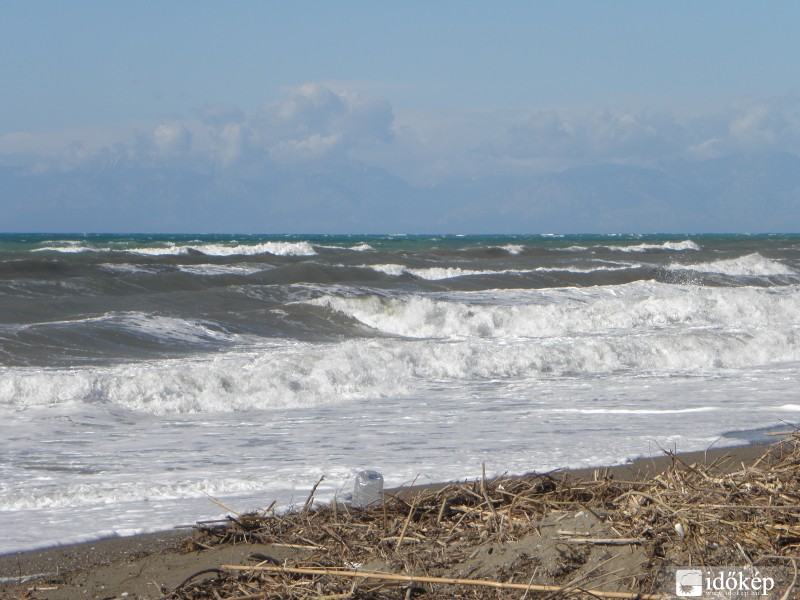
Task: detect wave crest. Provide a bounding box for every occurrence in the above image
[667,253,795,277]
[310,283,800,339]
[33,241,317,257]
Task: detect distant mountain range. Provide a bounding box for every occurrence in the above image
[2,151,799,233]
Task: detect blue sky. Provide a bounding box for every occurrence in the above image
[2,1,800,232]
[5,2,799,126]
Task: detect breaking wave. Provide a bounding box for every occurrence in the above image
[4,316,799,415]
[366,264,526,280]
[605,240,701,252]
[33,241,317,257]
[134,241,317,257]
[496,244,525,255]
[310,282,800,339]
[666,253,795,277]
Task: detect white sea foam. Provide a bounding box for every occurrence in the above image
[128,244,185,255]
[34,241,317,257]
[4,317,799,415]
[533,263,642,273]
[98,263,165,275]
[310,282,800,340]
[316,243,373,251]
[134,241,317,257]
[666,253,795,277]
[176,263,268,276]
[0,476,273,510]
[407,267,497,280]
[0,341,408,413]
[605,240,701,252]
[32,241,94,253]
[367,264,527,280]
[9,283,785,416]
[560,242,696,253]
[550,407,719,415]
[369,264,407,277]
[497,244,525,255]
[2,362,797,554]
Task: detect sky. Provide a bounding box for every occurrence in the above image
[2,1,800,232]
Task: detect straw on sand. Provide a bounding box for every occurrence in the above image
[158,433,800,599]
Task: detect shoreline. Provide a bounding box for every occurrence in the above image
[0,437,781,598]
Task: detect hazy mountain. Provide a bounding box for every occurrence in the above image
[1,152,799,233]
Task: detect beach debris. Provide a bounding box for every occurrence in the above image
[674,522,686,538]
[352,469,384,508]
[156,433,800,597]
[221,564,663,599]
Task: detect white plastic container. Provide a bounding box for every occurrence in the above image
[352,469,383,507]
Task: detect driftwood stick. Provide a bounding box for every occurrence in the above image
[612,490,680,516]
[558,537,648,545]
[203,493,241,517]
[303,475,325,513]
[268,542,323,550]
[543,557,624,600]
[221,565,663,599]
[396,497,418,551]
[436,494,449,526]
[480,462,500,531]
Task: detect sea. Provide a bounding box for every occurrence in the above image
[1,233,799,555]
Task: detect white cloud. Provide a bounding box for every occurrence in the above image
[59,141,91,170]
[166,84,397,165]
[3,87,800,180]
[153,122,192,156]
[214,122,252,166]
[688,97,800,158]
[269,132,343,161]
[254,83,394,161]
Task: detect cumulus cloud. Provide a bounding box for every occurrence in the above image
[688,97,800,158]
[214,122,256,166]
[172,84,397,165]
[59,141,92,170]
[3,86,800,181]
[153,121,192,156]
[254,83,394,161]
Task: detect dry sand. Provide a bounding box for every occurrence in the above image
[1,439,795,599]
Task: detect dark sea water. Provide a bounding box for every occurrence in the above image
[1,233,799,553]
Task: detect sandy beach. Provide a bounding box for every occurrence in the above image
[2,436,797,599]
